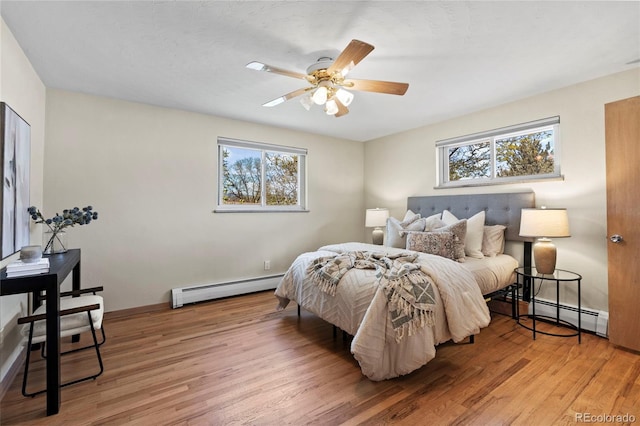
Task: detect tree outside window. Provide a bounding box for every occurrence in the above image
[217,138,307,211]
[438,117,560,187]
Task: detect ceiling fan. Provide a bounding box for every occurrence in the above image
[246,39,409,118]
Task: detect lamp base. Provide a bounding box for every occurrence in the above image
[372,228,384,245]
[534,238,557,274]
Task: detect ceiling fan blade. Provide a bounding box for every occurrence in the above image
[246,61,308,80]
[334,98,349,118]
[327,40,375,77]
[262,87,311,107]
[344,79,409,96]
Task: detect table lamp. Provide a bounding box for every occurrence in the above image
[365,208,389,245]
[519,207,570,274]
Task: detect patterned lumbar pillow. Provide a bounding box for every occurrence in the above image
[406,231,458,261]
[432,219,467,262]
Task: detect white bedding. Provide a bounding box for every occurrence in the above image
[275,242,513,380]
[462,254,519,295]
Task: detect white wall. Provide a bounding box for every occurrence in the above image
[0,18,46,383]
[364,68,640,312]
[44,89,365,312]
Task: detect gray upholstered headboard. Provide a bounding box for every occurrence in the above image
[406,191,535,242]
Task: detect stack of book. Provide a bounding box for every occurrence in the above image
[6,258,50,278]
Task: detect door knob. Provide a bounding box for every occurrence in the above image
[609,234,624,243]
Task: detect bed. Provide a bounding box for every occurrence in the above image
[275,191,535,380]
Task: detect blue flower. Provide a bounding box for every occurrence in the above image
[27,205,99,234]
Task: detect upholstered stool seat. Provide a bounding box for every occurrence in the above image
[28,295,104,344]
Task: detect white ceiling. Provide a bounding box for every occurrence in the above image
[2,1,639,142]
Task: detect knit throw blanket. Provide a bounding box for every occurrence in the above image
[308,251,436,341]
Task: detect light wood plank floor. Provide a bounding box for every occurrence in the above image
[1,290,639,425]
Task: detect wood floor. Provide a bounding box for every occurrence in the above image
[1,290,639,425]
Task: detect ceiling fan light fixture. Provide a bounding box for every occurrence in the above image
[336,88,354,107]
[247,39,409,119]
[325,99,339,115]
[300,94,313,111]
[312,86,328,105]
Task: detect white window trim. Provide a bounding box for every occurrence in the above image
[215,137,308,213]
[436,116,562,188]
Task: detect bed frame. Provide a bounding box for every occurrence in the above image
[407,190,536,302]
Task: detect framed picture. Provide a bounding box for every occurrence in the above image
[1,102,31,259]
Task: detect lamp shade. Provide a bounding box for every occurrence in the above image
[365,208,389,228]
[312,86,328,105]
[336,88,354,106]
[325,99,339,115]
[519,208,570,238]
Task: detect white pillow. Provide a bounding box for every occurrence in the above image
[442,210,485,259]
[402,209,421,224]
[482,225,506,257]
[424,214,445,231]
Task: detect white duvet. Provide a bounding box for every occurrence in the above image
[274,242,491,380]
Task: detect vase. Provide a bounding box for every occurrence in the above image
[43,230,68,254]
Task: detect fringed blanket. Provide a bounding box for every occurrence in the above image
[309,251,436,341]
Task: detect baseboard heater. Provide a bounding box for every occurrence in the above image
[528,298,609,338]
[171,274,284,309]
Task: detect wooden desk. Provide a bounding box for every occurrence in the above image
[0,249,81,416]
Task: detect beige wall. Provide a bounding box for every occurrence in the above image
[0,18,46,383]
[364,68,640,312]
[44,89,364,312]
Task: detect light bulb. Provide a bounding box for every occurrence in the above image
[336,88,354,107]
[300,94,313,111]
[325,99,339,115]
[312,87,328,105]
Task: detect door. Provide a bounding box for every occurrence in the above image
[606,95,640,352]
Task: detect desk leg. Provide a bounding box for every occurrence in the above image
[71,261,81,343]
[45,277,61,416]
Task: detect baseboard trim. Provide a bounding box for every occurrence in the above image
[104,302,169,320]
[530,298,608,336]
[0,346,25,403]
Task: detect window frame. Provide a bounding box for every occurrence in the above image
[215,137,308,213]
[436,116,562,188]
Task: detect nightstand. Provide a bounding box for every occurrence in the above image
[514,267,582,343]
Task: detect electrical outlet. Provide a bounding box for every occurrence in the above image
[264,260,271,270]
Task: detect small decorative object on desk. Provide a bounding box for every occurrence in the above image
[19,245,43,263]
[6,257,50,277]
[27,205,99,254]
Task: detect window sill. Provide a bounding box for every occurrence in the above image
[435,174,564,189]
[213,208,310,213]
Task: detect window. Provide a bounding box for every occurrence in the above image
[437,116,561,187]
[216,137,307,212]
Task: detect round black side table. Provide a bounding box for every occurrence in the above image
[514,267,582,343]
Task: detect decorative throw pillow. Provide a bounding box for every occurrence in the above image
[432,219,467,262]
[406,231,458,261]
[401,209,421,225]
[386,217,426,248]
[424,214,446,231]
[482,225,507,257]
[442,210,485,259]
